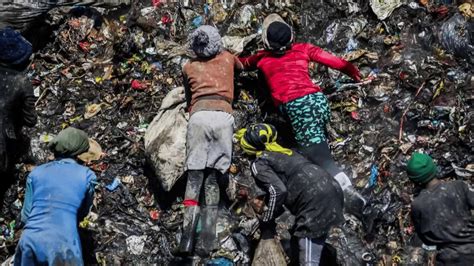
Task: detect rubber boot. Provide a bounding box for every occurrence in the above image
[178,170,205,255]
[196,206,219,256]
[178,205,201,254]
[196,169,220,257]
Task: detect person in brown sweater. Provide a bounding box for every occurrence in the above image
[178,25,243,257]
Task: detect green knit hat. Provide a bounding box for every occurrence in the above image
[48,127,90,158]
[406,153,437,184]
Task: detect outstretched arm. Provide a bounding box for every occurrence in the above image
[305,43,361,81]
[251,159,287,222]
[239,51,267,71]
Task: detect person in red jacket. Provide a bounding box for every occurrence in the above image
[239,14,365,215]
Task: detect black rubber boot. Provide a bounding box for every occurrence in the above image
[178,170,204,255]
[178,205,201,254]
[196,169,220,257]
[196,206,219,257]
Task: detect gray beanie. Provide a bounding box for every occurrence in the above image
[189,25,222,58]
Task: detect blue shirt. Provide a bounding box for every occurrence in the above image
[15,158,96,266]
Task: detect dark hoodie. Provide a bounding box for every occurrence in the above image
[0,66,37,172]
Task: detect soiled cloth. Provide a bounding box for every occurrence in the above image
[15,158,96,266]
[411,180,474,265]
[183,51,243,115]
[185,111,234,174]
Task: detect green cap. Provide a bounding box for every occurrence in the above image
[48,127,90,158]
[406,152,437,184]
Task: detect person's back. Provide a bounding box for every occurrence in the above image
[15,127,97,266]
[258,150,344,239]
[24,159,92,230]
[17,159,94,265]
[411,180,474,264]
[243,43,357,106]
[407,153,474,266]
[184,50,240,114]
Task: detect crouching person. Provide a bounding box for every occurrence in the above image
[178,25,243,257]
[236,123,344,265]
[14,127,97,266]
[407,153,474,265]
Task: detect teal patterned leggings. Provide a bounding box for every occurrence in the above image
[281,92,331,147]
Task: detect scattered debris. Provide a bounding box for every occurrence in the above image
[1,1,472,265]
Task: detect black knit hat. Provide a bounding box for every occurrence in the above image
[266,21,292,51]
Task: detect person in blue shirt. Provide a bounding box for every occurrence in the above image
[14,127,98,266]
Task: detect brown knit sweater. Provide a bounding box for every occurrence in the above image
[183,51,243,115]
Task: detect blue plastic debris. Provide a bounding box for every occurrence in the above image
[192,16,203,28]
[106,178,121,191]
[204,4,210,16]
[151,62,163,71]
[369,164,378,187]
[206,257,233,266]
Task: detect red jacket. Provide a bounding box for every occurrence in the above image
[239,43,361,106]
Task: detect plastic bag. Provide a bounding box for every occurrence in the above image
[144,87,189,191]
[0,0,130,31]
[438,13,474,62]
[252,238,288,265]
[369,0,403,20]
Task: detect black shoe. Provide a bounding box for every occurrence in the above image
[344,188,366,220]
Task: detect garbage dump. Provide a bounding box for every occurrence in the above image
[1,0,473,265]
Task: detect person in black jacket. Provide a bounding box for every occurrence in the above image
[0,27,37,201]
[407,152,474,266]
[236,123,344,265]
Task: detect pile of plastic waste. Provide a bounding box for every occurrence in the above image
[1,0,472,264]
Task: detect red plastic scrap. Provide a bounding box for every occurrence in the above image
[404,226,415,235]
[152,0,162,7]
[32,78,41,86]
[149,210,160,220]
[79,41,91,52]
[433,6,449,17]
[131,79,147,90]
[351,111,361,120]
[90,162,108,172]
[399,71,407,80]
[161,14,173,25]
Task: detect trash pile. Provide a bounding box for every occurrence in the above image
[1,0,473,265]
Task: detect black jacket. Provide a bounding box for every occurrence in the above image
[251,151,344,239]
[411,180,474,265]
[0,66,37,171]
